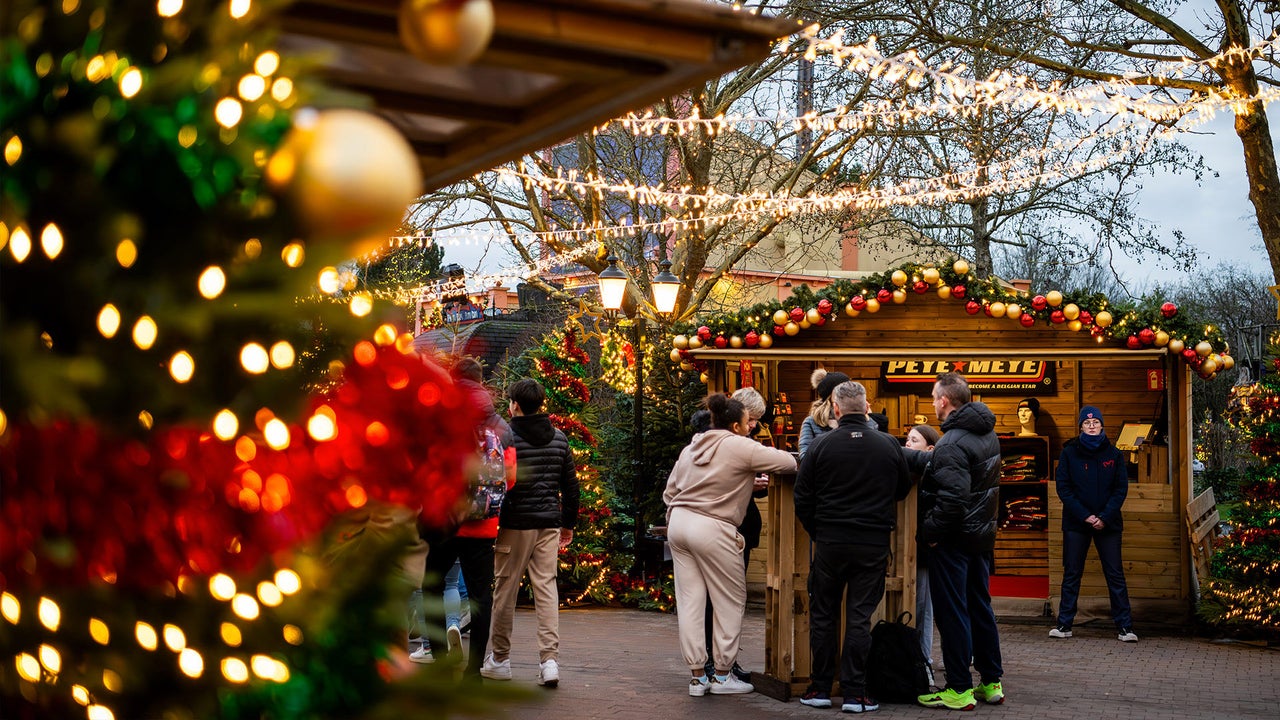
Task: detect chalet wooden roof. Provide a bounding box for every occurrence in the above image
[279,0,797,191]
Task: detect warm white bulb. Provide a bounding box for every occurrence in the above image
[37,597,60,631]
[239,343,269,374]
[163,624,186,652]
[213,410,239,440]
[132,316,157,350]
[135,621,158,651]
[269,341,295,369]
[263,418,290,450]
[222,657,249,683]
[254,51,280,76]
[87,705,115,720]
[306,408,336,442]
[9,225,30,262]
[1,592,19,624]
[97,304,121,338]
[40,223,63,259]
[209,574,236,601]
[270,77,293,102]
[156,0,183,17]
[257,581,283,607]
[119,67,143,98]
[38,644,61,673]
[349,293,373,317]
[169,350,195,383]
[317,267,340,294]
[281,242,304,268]
[215,97,243,128]
[198,266,226,298]
[229,0,251,19]
[178,647,204,677]
[274,569,301,595]
[231,593,260,620]
[238,74,265,101]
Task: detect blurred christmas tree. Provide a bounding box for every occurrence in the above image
[0,1,500,717]
[1200,332,1280,637]
[521,327,636,604]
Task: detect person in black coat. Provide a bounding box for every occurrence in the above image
[904,372,1004,710]
[794,381,911,713]
[1050,405,1137,643]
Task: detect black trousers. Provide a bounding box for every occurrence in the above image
[422,535,495,677]
[929,544,1003,691]
[807,542,890,698]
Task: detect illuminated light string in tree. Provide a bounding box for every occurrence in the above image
[1201,330,1280,631]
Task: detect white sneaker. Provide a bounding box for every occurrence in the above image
[408,647,434,664]
[1049,625,1073,638]
[689,677,709,697]
[709,674,754,695]
[479,653,511,680]
[538,658,560,687]
[1117,627,1139,642]
[446,624,462,652]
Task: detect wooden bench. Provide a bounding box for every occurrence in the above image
[1186,488,1221,596]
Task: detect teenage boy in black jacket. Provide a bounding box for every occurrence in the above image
[794,380,911,713]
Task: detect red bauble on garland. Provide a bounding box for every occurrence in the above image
[696,326,712,341]
[913,280,929,294]
[1079,310,1093,326]
[789,307,805,323]
[952,284,967,299]
[1031,295,1047,311]
[1127,335,1142,350]
[773,324,786,336]
[817,298,833,315]
[745,330,760,347]
[1139,328,1156,346]
[876,288,893,304]
[965,300,981,315]
[1051,310,1065,324]
[850,296,867,311]
[714,335,728,349]
[1019,313,1036,327]
[1161,302,1178,318]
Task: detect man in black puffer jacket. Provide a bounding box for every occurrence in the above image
[482,379,579,688]
[906,372,1004,711]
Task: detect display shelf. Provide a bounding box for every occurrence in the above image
[995,435,1050,578]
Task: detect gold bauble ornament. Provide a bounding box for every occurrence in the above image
[989,301,1006,318]
[922,267,940,284]
[845,303,860,317]
[773,309,790,325]
[1154,330,1169,347]
[670,348,683,363]
[1046,290,1063,307]
[1095,310,1113,328]
[865,298,881,313]
[1167,338,1184,354]
[729,335,744,349]
[680,361,693,371]
[1005,303,1022,319]
[1222,354,1235,370]
[673,334,689,350]
[1067,319,1083,332]
[891,269,908,287]
[758,333,774,348]
[892,289,907,304]
[688,336,703,350]
[784,322,800,336]
[1063,303,1080,320]
[1201,357,1219,375]
[699,372,709,384]
[798,319,811,330]
[398,0,495,66]
[1195,341,1212,357]
[953,259,970,275]
[806,308,823,324]
[936,285,952,300]
[267,108,422,251]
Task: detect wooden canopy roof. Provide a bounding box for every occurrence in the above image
[279,0,798,192]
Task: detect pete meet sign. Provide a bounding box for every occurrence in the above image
[881,359,1056,396]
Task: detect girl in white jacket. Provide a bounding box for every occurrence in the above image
[664,393,797,697]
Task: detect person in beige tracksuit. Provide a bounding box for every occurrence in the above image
[664,393,797,697]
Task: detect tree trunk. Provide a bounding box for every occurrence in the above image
[1219,4,1280,285]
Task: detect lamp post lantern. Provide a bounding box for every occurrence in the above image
[596,256,678,573]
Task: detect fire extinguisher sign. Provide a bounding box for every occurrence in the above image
[1147,369,1165,390]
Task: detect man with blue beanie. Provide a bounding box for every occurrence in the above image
[1050,405,1137,642]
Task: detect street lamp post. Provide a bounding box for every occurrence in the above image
[598,256,680,571]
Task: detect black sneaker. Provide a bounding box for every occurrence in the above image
[799,690,832,708]
[731,662,751,683]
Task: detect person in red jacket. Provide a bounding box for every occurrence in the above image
[415,357,514,677]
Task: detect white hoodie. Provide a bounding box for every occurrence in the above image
[664,429,797,526]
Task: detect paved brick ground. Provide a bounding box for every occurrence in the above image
[479,606,1279,719]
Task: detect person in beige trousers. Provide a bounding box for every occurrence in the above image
[664,393,797,697]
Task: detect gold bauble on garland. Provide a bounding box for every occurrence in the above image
[670,348,683,363]
[398,0,495,66]
[953,259,970,275]
[922,267,940,284]
[865,298,881,313]
[806,308,823,324]
[1168,338,1185,354]
[729,335,744,349]
[267,108,422,251]
[773,309,790,325]
[784,322,800,336]
[1154,330,1170,347]
[688,336,703,350]
[757,333,774,349]
[891,270,908,287]
[892,289,907,304]
[1095,310,1113,328]
[1063,303,1080,320]
[673,335,689,350]
[1046,290,1063,307]
[937,285,952,300]
[1196,341,1213,357]
[989,301,1006,318]
[1005,303,1022,319]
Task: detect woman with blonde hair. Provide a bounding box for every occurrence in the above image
[799,368,850,457]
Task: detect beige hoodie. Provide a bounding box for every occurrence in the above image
[664,429,798,526]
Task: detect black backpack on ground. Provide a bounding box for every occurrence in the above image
[866,611,931,703]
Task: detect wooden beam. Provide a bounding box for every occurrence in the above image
[687,347,1171,361]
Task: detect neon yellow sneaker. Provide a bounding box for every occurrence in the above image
[917,687,977,711]
[975,681,1004,705]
